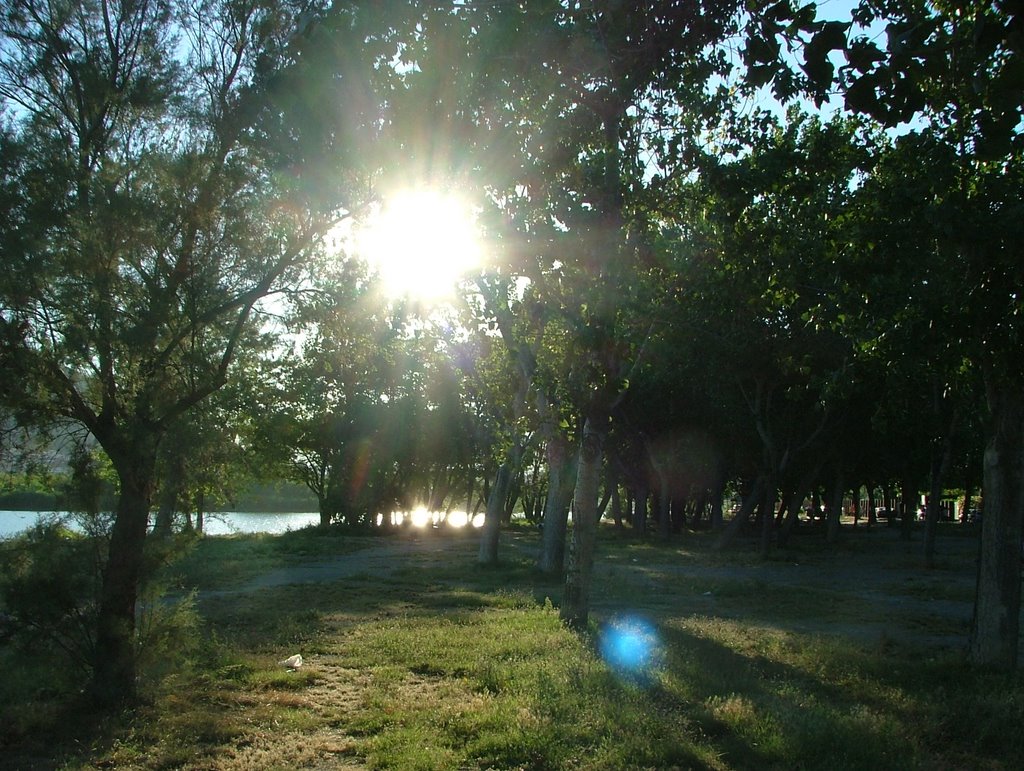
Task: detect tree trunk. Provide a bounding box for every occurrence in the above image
[715,474,766,551]
[537,435,576,574]
[632,481,649,534]
[962,464,975,522]
[195,490,205,534]
[900,476,916,540]
[758,478,776,559]
[153,453,183,537]
[478,462,513,564]
[826,469,844,544]
[777,486,807,548]
[709,477,725,531]
[969,378,1024,669]
[318,493,332,528]
[610,473,624,530]
[90,449,156,707]
[648,444,672,539]
[657,476,671,539]
[561,415,606,629]
[924,425,956,568]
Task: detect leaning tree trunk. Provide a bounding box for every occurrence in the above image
[715,474,766,551]
[777,487,805,548]
[969,377,1024,669]
[561,415,606,629]
[90,445,157,707]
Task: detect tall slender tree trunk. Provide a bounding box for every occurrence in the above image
[900,476,916,540]
[970,377,1024,668]
[195,490,205,534]
[826,469,844,544]
[90,446,157,707]
[632,481,649,534]
[924,424,956,568]
[758,477,776,559]
[479,459,515,565]
[657,475,672,539]
[538,435,576,574]
[561,415,606,629]
[962,464,975,522]
[610,470,624,530]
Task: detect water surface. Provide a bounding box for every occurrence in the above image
[0,510,321,540]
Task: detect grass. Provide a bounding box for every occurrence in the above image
[2,522,1022,769]
[161,525,377,590]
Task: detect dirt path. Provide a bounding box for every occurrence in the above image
[205,526,984,653]
[201,535,475,599]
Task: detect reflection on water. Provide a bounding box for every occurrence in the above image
[0,510,40,539]
[1,508,484,539]
[200,511,320,536]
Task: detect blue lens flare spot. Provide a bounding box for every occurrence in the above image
[599,616,661,676]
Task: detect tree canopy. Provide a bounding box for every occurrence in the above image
[3,0,1024,707]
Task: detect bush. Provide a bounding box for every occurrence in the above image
[0,519,202,698]
[0,519,101,678]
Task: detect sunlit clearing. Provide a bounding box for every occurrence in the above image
[471,512,486,528]
[599,616,662,678]
[356,188,482,302]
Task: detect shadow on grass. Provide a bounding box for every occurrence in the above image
[2,522,1019,770]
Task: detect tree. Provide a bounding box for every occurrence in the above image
[831,0,1024,668]
[722,0,1024,667]
[0,0,377,704]
[426,0,753,624]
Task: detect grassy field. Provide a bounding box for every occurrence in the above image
[2,522,1022,769]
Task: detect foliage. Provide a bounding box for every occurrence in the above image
[0,521,101,677]
[0,0,386,703]
[0,519,200,691]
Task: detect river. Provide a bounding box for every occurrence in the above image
[0,508,484,540]
[0,510,322,540]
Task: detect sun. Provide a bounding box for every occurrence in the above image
[355,188,482,302]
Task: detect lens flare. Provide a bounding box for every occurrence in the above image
[599,616,662,677]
